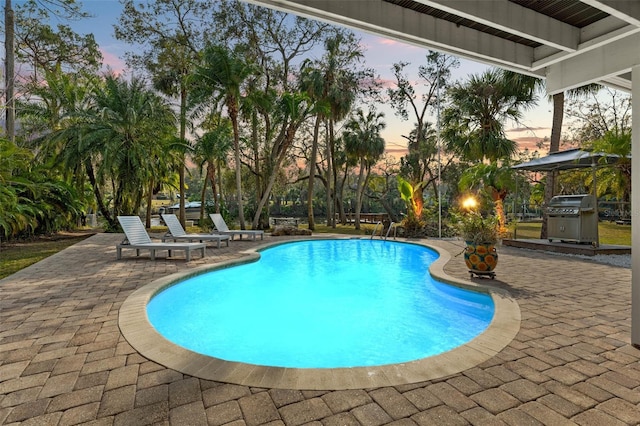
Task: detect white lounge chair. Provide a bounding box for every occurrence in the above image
[116,216,206,261]
[209,213,264,241]
[161,214,230,248]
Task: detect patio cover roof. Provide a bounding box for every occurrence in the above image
[244,0,640,95]
[512,149,623,171]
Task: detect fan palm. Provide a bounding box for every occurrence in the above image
[443,69,536,163]
[192,44,258,229]
[343,108,386,230]
[299,32,361,229]
[193,121,233,218]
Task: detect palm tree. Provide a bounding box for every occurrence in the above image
[343,108,386,230]
[299,31,363,229]
[587,129,631,203]
[443,69,535,230]
[443,69,536,163]
[459,162,516,235]
[93,76,177,227]
[192,44,257,229]
[193,120,233,219]
[149,40,196,228]
[44,75,177,230]
[299,62,329,231]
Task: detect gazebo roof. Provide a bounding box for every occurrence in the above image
[511,149,624,172]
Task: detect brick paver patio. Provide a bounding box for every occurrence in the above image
[1,233,638,425]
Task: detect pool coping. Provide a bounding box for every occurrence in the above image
[118,236,521,390]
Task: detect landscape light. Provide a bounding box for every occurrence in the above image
[461,196,477,211]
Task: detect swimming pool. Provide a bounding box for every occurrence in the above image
[119,237,521,389]
[147,239,494,368]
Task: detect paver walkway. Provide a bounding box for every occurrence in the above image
[0,233,639,425]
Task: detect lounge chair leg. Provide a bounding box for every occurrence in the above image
[185,250,191,262]
[117,248,122,260]
[150,249,156,260]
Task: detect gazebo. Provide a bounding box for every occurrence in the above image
[511,148,627,247]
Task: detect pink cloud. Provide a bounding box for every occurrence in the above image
[512,136,544,151]
[379,38,399,46]
[376,77,396,89]
[100,48,127,76]
[376,37,419,50]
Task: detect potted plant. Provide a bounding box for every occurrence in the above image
[457,211,499,278]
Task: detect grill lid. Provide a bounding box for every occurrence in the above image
[548,194,595,215]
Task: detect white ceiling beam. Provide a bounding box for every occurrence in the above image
[532,24,640,70]
[244,0,535,69]
[416,0,579,52]
[581,0,640,27]
[545,31,640,94]
[599,75,632,92]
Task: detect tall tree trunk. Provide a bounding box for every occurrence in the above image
[354,160,366,230]
[178,86,187,227]
[206,162,216,214]
[541,92,564,239]
[5,0,15,143]
[145,180,153,228]
[216,160,222,213]
[251,110,261,224]
[252,126,299,229]
[338,165,348,225]
[199,169,208,223]
[307,115,321,230]
[230,102,245,229]
[85,160,114,230]
[331,121,342,227]
[491,187,508,236]
[326,120,334,227]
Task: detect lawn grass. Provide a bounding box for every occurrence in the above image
[0,233,93,280]
[511,221,631,246]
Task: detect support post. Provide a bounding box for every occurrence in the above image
[631,66,640,348]
[592,161,599,247]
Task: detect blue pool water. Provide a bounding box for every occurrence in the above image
[147,239,494,368]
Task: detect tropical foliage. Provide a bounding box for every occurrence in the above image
[455,211,499,245]
[37,75,178,231]
[1,0,630,243]
[0,137,83,238]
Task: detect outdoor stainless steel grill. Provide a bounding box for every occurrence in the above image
[547,194,598,244]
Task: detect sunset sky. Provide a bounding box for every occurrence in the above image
[51,0,554,155]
